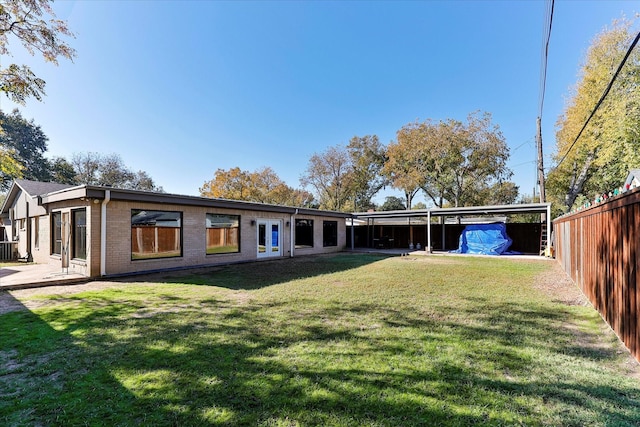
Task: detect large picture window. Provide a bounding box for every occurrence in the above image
[295,219,314,248]
[323,220,338,247]
[52,211,62,255]
[131,210,182,260]
[72,209,87,259]
[206,214,240,254]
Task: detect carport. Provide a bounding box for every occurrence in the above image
[350,202,552,254]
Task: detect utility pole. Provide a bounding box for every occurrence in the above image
[536,116,546,203]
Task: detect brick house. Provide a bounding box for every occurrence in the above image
[0,180,350,278]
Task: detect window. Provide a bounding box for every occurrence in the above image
[206,214,240,254]
[131,210,182,260]
[52,212,62,255]
[295,219,314,248]
[73,209,87,260]
[323,221,338,247]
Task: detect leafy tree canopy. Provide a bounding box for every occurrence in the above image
[0,0,76,104]
[346,135,387,211]
[547,18,640,212]
[0,145,22,190]
[301,145,354,212]
[201,166,313,207]
[0,108,48,188]
[380,196,406,211]
[71,152,163,191]
[385,112,514,209]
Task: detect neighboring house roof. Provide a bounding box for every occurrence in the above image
[1,179,75,215]
[624,169,640,189]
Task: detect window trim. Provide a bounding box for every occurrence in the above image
[294,218,314,249]
[206,213,241,255]
[323,220,338,247]
[72,208,87,260]
[51,211,62,256]
[131,209,183,261]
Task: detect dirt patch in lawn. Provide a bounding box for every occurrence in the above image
[535,262,640,379]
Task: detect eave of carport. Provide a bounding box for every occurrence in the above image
[350,202,551,252]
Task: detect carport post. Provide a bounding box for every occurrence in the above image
[427,210,432,253]
[350,215,355,250]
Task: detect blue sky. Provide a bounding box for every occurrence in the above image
[2,0,638,205]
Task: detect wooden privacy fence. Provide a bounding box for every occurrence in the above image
[0,242,16,261]
[554,188,640,362]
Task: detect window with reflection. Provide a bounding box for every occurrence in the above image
[73,209,87,259]
[131,210,182,260]
[206,213,240,254]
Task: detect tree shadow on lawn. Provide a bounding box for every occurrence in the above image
[128,252,393,290]
[5,288,640,426]
[0,293,147,426]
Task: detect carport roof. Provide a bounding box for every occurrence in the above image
[352,202,551,219]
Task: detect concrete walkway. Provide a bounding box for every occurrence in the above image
[0,263,89,291]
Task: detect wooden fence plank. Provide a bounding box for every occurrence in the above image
[554,189,640,363]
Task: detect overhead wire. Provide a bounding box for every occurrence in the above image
[538,0,554,119]
[554,30,640,169]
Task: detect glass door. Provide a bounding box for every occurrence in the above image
[257,219,282,258]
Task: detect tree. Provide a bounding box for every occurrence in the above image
[301,145,354,211]
[385,112,513,209]
[0,108,50,184]
[0,0,76,104]
[382,124,425,209]
[71,152,162,191]
[200,167,251,200]
[48,156,76,184]
[0,145,22,190]
[200,166,312,207]
[346,135,387,211]
[380,196,406,211]
[547,19,640,211]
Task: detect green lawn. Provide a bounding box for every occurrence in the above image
[1,253,639,426]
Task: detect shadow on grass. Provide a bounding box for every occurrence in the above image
[127,252,394,290]
[0,293,146,425]
[4,286,639,426]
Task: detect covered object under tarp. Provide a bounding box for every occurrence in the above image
[453,223,513,255]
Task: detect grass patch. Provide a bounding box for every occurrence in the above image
[1,254,639,426]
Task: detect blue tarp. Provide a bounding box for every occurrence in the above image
[453,223,513,255]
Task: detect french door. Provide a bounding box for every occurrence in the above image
[257,219,282,258]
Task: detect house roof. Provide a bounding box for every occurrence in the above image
[624,169,640,187]
[2,180,352,219]
[1,179,75,215]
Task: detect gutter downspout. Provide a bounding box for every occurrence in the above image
[100,190,111,276]
[26,202,32,262]
[290,209,298,258]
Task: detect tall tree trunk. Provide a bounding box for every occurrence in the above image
[565,151,595,210]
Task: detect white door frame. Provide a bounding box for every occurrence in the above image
[257,219,282,258]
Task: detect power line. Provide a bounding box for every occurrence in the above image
[555,30,640,169]
[536,0,554,203]
[538,0,554,118]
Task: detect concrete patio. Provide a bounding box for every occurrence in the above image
[0,263,88,291]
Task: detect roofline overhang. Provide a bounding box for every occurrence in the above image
[352,202,551,219]
[38,185,351,218]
